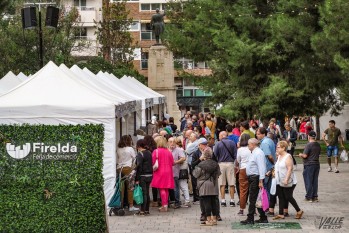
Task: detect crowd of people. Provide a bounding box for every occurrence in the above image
[115,111,345,226]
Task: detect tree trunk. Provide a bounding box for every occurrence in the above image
[315,115,320,140]
[102,0,111,61]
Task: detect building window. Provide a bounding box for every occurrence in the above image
[128,21,140,31]
[151,3,160,10]
[74,27,87,39]
[74,0,86,7]
[141,23,155,40]
[184,89,193,97]
[140,3,164,11]
[141,52,148,70]
[140,4,150,11]
[195,89,205,97]
[176,90,183,97]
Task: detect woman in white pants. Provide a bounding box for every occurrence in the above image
[176,137,191,207]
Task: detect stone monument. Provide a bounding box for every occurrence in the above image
[148,45,181,125]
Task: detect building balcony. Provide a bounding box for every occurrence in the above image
[77,6,100,27]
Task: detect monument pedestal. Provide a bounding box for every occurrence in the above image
[148,45,181,126]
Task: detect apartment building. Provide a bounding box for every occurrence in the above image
[62,0,212,114]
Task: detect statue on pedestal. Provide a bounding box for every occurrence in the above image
[151,8,165,45]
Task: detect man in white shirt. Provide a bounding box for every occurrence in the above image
[241,138,267,225]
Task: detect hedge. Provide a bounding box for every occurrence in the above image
[0,124,107,233]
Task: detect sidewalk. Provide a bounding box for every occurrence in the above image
[108,163,349,233]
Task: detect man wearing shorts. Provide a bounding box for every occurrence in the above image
[213,131,237,207]
[322,120,345,173]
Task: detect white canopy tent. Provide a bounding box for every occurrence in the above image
[0,61,121,204]
[17,72,28,82]
[66,65,143,140]
[96,71,151,136]
[0,71,22,95]
[121,76,165,104]
[119,75,166,126]
[104,72,154,133]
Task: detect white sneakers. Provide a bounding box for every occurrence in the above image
[328,166,339,173]
[129,206,139,211]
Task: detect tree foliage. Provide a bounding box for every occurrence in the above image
[97,0,135,65]
[78,56,146,84]
[165,0,346,120]
[0,6,86,76]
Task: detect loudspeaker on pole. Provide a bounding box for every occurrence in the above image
[21,7,37,29]
[45,6,59,28]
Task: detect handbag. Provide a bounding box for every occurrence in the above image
[179,169,189,180]
[133,184,143,205]
[153,149,159,171]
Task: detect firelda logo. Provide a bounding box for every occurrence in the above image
[6,143,31,159]
[6,142,78,160]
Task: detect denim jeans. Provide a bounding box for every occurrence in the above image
[303,164,320,199]
[174,177,180,205]
[169,177,180,205]
[327,146,339,157]
[263,175,272,201]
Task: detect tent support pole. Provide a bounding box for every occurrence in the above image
[120,117,122,138]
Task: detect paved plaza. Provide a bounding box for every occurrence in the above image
[108,163,349,233]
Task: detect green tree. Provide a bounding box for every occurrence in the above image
[312,0,349,102]
[165,0,345,122]
[0,0,11,13]
[97,0,135,66]
[78,56,146,84]
[0,6,86,76]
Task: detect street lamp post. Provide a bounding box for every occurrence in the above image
[22,1,59,68]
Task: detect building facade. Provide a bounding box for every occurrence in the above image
[62,0,212,115]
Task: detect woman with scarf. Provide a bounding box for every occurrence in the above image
[193,147,221,226]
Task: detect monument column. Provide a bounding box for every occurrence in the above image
[148,45,181,125]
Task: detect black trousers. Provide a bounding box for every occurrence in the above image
[200,195,220,217]
[152,187,159,203]
[202,195,218,217]
[276,184,300,215]
[140,176,152,212]
[247,175,266,218]
[189,165,199,202]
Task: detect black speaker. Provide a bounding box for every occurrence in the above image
[21,7,37,29]
[45,6,59,28]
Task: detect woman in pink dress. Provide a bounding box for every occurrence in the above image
[151,136,174,212]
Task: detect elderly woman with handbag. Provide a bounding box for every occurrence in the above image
[193,147,221,226]
[151,136,174,212]
[274,140,304,220]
